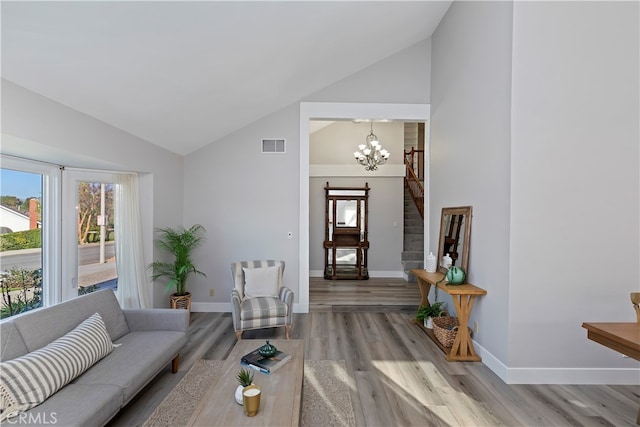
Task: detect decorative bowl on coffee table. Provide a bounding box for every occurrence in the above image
[258,340,277,357]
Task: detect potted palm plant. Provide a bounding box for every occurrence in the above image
[149,224,206,311]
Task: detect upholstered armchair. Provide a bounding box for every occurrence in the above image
[230,260,294,339]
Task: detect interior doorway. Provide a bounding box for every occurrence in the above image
[299,102,431,313]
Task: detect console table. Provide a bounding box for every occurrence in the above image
[411,269,487,362]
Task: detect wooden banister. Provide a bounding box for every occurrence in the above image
[404,148,425,219]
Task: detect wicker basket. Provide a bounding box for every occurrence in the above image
[169,293,192,311]
[432,316,461,348]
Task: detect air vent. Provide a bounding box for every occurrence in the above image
[261,138,286,153]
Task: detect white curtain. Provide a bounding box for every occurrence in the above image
[114,173,151,308]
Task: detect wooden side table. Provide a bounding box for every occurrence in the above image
[411,269,487,362]
[582,322,640,424]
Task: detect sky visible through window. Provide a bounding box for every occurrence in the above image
[1,169,42,199]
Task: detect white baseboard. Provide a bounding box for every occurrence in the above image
[473,339,640,385]
[473,339,509,382]
[506,367,640,385]
[294,303,308,313]
[191,301,308,314]
[369,271,404,278]
[191,302,230,312]
[309,270,404,278]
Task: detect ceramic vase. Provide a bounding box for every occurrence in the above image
[426,252,437,273]
[424,317,434,329]
[235,385,244,405]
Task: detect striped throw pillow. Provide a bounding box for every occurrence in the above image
[0,312,116,421]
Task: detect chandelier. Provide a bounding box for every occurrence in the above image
[353,122,390,171]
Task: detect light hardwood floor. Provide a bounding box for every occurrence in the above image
[109,279,639,427]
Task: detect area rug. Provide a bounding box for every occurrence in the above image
[143,359,355,427]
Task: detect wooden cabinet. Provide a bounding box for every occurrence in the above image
[324,182,369,280]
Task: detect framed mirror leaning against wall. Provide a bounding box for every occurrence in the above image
[437,206,472,274]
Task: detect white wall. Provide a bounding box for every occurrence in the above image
[183,104,301,311]
[307,38,431,104]
[1,79,184,308]
[430,0,513,366]
[183,39,431,311]
[431,1,639,384]
[508,1,639,383]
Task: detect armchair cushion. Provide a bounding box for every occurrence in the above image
[240,297,288,321]
[243,265,280,299]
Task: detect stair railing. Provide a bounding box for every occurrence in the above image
[404,148,425,219]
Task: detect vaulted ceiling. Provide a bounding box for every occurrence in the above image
[2,1,451,155]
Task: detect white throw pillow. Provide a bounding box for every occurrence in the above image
[0,312,116,421]
[243,265,280,299]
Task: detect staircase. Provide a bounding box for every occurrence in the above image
[402,188,424,282]
[402,123,425,282]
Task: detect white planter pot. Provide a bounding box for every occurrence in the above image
[424,317,434,329]
[235,385,244,405]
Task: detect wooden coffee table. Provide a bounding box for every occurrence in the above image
[187,339,304,426]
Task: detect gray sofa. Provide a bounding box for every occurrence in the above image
[0,289,189,426]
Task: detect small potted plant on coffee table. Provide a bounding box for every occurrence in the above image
[416,301,446,329]
[235,368,254,405]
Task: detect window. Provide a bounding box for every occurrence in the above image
[62,170,118,301]
[0,155,147,314]
[0,156,60,317]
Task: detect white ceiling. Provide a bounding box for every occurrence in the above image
[1,1,451,156]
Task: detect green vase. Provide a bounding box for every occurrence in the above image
[446,266,466,285]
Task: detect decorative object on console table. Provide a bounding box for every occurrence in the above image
[426,252,437,273]
[432,316,472,348]
[631,292,640,323]
[441,253,452,269]
[149,224,206,312]
[416,301,446,329]
[446,266,466,285]
[436,206,472,275]
[241,344,292,374]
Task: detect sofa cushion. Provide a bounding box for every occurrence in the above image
[16,383,122,427]
[0,321,29,362]
[12,290,129,353]
[0,313,115,421]
[73,330,186,403]
[243,265,280,298]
